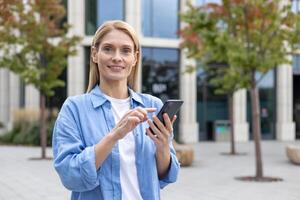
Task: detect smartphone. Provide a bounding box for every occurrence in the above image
[148,99,183,136]
[156,100,184,125]
[146,99,183,136]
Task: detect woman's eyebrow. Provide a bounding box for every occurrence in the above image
[121,45,133,48]
[100,43,133,48]
[101,42,113,46]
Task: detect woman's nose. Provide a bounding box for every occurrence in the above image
[112,50,122,62]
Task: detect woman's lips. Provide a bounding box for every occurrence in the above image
[108,65,125,71]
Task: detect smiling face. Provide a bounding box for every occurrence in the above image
[91,29,137,86]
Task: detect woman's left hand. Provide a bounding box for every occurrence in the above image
[146,113,177,178]
[146,113,177,150]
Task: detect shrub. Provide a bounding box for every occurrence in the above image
[0,108,57,146]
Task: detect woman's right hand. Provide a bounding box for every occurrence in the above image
[111,107,156,140]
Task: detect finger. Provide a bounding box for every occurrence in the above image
[146,128,159,142]
[135,107,148,121]
[147,119,162,137]
[152,116,168,135]
[163,113,173,133]
[171,115,177,125]
[127,116,141,127]
[136,107,148,115]
[151,117,170,140]
[131,110,146,122]
[145,108,156,113]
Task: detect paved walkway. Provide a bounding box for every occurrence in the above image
[0,141,300,200]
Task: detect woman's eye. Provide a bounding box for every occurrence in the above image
[122,48,132,54]
[102,46,112,52]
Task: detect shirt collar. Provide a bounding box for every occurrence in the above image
[89,85,144,108]
[128,87,144,106]
[89,85,108,108]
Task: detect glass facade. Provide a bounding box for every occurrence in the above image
[142,0,179,38]
[292,0,300,138]
[247,70,276,140]
[196,69,228,141]
[142,47,180,139]
[293,75,300,139]
[46,69,67,109]
[60,0,68,28]
[196,0,228,142]
[291,0,300,13]
[293,55,300,74]
[141,47,180,101]
[85,0,124,35]
[195,0,222,6]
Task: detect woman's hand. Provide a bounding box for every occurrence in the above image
[111,107,156,140]
[146,113,177,178]
[146,113,177,150]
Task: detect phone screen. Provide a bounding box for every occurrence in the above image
[156,100,183,124]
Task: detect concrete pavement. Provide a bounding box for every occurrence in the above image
[0,141,300,200]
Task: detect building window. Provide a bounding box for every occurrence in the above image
[294,55,300,74]
[46,69,67,109]
[85,0,124,35]
[60,0,68,29]
[142,47,180,101]
[196,68,228,141]
[291,0,300,13]
[195,0,222,6]
[142,0,179,38]
[291,1,300,74]
[247,70,276,140]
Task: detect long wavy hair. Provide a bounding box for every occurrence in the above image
[86,20,141,92]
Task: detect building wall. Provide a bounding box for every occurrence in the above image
[0,0,297,142]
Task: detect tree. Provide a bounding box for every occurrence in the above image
[0,0,81,159]
[180,2,249,155]
[180,0,300,181]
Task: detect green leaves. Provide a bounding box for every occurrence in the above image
[0,0,81,97]
[180,0,300,93]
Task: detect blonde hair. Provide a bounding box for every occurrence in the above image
[86,20,141,92]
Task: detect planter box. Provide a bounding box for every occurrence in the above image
[286,145,300,165]
[173,140,194,167]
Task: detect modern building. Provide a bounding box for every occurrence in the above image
[0,0,299,143]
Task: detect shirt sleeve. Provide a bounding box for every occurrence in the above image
[52,99,99,192]
[159,140,180,189]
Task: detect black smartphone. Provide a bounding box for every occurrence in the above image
[148,99,183,136]
[146,99,183,136]
[156,100,184,125]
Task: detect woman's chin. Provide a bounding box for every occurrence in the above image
[104,75,128,82]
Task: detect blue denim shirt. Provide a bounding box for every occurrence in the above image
[52,85,180,200]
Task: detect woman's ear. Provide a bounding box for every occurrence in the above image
[91,46,98,63]
[133,51,139,66]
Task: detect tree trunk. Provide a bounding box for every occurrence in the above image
[250,85,263,179]
[228,94,236,154]
[40,93,47,159]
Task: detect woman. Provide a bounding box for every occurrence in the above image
[52,20,180,200]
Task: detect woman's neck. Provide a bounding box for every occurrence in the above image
[99,80,129,99]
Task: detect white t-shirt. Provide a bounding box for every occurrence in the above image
[104,94,143,200]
